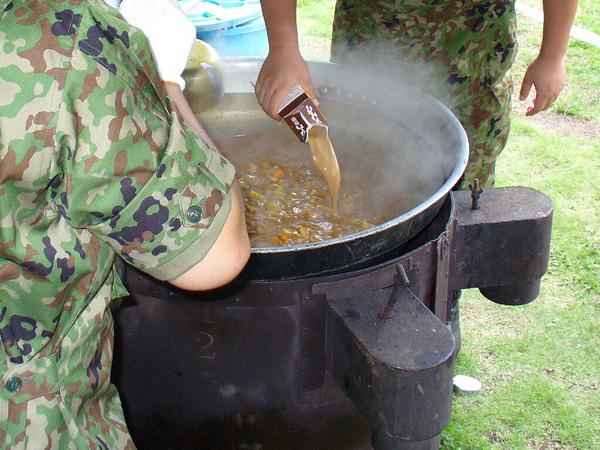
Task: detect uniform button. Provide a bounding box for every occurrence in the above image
[6,376,22,393]
[187,206,203,223]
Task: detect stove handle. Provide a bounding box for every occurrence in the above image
[325,276,455,449]
[450,187,553,306]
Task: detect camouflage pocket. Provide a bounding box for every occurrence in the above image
[178,155,231,229]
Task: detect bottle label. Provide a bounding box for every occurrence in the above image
[278,86,327,142]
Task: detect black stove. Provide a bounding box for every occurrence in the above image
[112,186,552,450]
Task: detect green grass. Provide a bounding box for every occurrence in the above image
[446,118,600,448]
[520,0,600,35]
[575,0,600,35]
[497,119,599,293]
[297,0,334,60]
[296,1,600,448]
[443,118,600,448]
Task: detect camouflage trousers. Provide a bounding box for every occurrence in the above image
[331,0,518,189]
[1,281,135,449]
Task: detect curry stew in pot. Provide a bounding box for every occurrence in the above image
[213,116,434,248]
[238,159,375,248]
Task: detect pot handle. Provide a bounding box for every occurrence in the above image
[181,40,224,113]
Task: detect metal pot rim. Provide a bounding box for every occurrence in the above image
[213,58,469,254]
[251,80,468,253]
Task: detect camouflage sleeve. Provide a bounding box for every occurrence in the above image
[54,2,236,281]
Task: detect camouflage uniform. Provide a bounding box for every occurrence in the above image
[0,0,235,447]
[331,0,518,188]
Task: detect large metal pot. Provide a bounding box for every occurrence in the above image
[193,58,468,281]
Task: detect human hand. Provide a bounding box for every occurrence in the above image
[255,49,317,120]
[519,55,566,116]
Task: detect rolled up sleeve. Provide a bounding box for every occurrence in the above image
[54,12,237,280]
[87,111,236,280]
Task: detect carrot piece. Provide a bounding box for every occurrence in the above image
[271,167,285,179]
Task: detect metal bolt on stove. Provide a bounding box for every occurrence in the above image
[377,264,413,319]
[470,178,483,210]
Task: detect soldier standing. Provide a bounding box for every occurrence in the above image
[256,0,578,188]
[0,0,249,447]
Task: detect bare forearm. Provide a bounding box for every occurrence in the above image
[519,0,577,115]
[260,0,299,52]
[164,81,250,290]
[540,0,578,60]
[255,1,315,119]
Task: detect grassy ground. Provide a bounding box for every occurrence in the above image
[521,0,600,35]
[296,1,600,448]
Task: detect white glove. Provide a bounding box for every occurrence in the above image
[119,0,196,89]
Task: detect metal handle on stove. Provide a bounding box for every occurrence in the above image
[324,261,455,449]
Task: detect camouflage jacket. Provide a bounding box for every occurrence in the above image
[0,0,234,447]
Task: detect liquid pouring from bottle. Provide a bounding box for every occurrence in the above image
[278,86,341,213]
[306,124,341,214]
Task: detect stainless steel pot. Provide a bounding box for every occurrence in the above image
[193,58,469,280]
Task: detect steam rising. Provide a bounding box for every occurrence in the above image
[314,41,467,213]
[328,40,455,113]
[197,44,468,232]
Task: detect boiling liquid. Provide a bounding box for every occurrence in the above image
[236,160,373,247]
[306,124,341,215]
[212,112,440,247]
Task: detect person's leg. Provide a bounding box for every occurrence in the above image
[454,74,513,189]
[451,5,518,189]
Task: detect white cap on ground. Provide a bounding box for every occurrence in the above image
[119,0,197,89]
[453,375,482,394]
